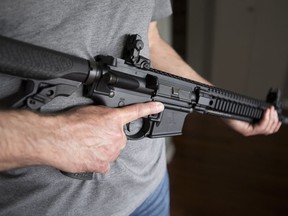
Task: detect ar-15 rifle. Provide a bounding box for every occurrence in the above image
[0,34,287,180]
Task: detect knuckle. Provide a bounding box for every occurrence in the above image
[107,108,120,119]
[109,145,123,160]
[264,127,273,135]
[243,130,253,137]
[243,132,250,137]
[98,163,110,173]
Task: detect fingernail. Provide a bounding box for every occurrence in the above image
[156,102,165,112]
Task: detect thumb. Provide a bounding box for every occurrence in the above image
[119,102,164,125]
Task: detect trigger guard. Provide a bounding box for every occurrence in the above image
[124,118,151,140]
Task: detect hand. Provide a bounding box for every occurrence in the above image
[225,106,281,136]
[0,102,164,173]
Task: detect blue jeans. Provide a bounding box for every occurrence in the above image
[130,171,170,216]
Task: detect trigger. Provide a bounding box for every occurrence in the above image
[149,112,163,126]
[126,122,131,132]
[124,118,151,140]
[124,118,143,136]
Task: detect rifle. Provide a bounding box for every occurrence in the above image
[0,34,287,180]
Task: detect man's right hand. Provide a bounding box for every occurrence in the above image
[0,102,164,173]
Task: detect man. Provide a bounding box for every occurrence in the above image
[0,1,281,215]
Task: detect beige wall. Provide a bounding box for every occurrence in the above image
[187,0,288,106]
[211,0,288,100]
[157,15,173,45]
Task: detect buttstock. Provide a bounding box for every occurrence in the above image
[0,35,90,82]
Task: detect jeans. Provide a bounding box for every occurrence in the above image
[130,171,170,216]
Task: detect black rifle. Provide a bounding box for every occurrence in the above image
[0,35,287,180]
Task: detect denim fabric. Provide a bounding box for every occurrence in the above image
[130,171,170,216]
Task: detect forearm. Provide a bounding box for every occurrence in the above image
[0,110,52,170]
[148,22,211,85]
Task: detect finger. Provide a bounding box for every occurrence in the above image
[269,107,280,133]
[120,138,126,150]
[255,107,271,133]
[103,163,111,173]
[263,107,277,135]
[274,122,282,133]
[264,107,279,134]
[270,107,282,133]
[119,102,164,125]
[97,163,110,174]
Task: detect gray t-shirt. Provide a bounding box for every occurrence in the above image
[0,1,172,215]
